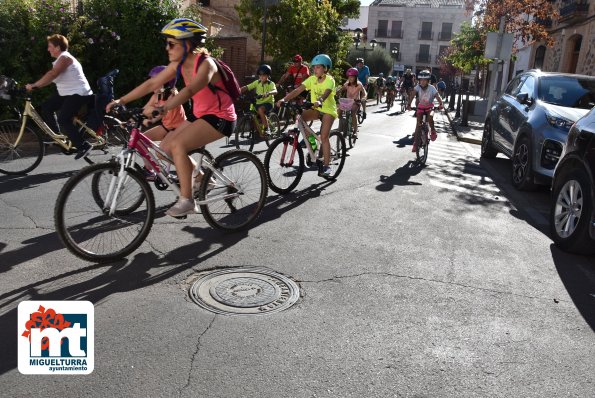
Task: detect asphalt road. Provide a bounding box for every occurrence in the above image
[1,102,594,397]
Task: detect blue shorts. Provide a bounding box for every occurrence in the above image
[257,103,273,113]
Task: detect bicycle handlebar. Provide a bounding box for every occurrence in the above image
[109,104,147,123]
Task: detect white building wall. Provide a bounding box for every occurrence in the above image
[367,1,471,75]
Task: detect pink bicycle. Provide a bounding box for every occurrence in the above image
[54,106,268,263]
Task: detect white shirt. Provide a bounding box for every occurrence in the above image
[52,51,93,96]
[414,84,438,107]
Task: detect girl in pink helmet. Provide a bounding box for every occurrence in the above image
[337,68,367,139]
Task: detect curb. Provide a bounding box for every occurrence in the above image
[443,110,482,145]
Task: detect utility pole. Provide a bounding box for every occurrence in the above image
[485,17,506,119]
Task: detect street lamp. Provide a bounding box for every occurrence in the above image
[352,28,377,60]
[391,48,399,60]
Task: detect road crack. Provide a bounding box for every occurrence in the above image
[0,196,40,228]
[178,315,216,398]
[302,272,562,303]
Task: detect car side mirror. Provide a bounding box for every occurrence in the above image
[516,92,532,105]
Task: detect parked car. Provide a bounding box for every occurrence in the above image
[549,107,595,255]
[481,70,595,190]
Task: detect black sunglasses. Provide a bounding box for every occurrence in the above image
[166,41,180,50]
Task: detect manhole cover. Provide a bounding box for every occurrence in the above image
[189,267,300,315]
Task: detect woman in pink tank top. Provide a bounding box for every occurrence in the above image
[107,18,237,217]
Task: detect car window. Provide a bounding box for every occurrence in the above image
[517,76,535,98]
[539,76,595,109]
[504,75,525,96]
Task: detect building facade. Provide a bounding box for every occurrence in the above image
[184,0,261,83]
[367,0,471,77]
[532,0,595,76]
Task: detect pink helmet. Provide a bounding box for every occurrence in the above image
[346,67,359,77]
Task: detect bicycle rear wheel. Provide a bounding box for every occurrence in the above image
[55,162,155,263]
[264,112,282,146]
[321,131,346,180]
[264,135,304,194]
[83,116,128,164]
[199,150,267,231]
[0,119,44,175]
[416,126,429,165]
[233,115,256,152]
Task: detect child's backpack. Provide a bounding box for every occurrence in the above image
[195,54,241,103]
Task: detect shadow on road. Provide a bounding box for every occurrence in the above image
[550,244,595,332]
[0,170,76,195]
[393,134,413,148]
[0,221,250,375]
[376,161,424,191]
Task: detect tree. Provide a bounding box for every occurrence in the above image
[446,21,489,74]
[236,0,359,80]
[468,0,558,47]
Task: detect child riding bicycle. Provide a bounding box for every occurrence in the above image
[337,67,366,139]
[407,70,443,152]
[140,65,190,180]
[107,18,237,217]
[240,64,277,136]
[276,54,337,177]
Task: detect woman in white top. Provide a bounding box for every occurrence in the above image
[26,34,94,159]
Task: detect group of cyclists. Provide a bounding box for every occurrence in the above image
[23,17,445,218]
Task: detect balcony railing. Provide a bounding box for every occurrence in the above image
[559,1,589,21]
[416,53,432,63]
[438,31,452,41]
[374,29,404,39]
[418,31,434,40]
[535,17,553,28]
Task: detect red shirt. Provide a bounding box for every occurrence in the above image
[287,64,310,86]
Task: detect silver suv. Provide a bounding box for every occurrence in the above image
[481,70,595,190]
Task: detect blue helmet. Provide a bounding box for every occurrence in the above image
[311,54,332,70]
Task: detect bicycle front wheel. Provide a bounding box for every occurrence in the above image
[416,127,429,165]
[264,112,282,146]
[322,131,347,180]
[233,115,256,152]
[0,120,44,175]
[55,162,155,263]
[199,150,267,231]
[264,135,304,194]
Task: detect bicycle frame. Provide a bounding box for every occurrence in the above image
[104,126,238,216]
[16,98,105,151]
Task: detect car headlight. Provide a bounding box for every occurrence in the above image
[545,114,574,131]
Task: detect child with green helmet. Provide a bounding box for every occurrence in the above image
[240,64,277,136]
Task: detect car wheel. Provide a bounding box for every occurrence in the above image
[481,120,498,159]
[511,134,537,191]
[550,167,595,255]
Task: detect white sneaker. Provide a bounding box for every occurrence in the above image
[165,197,197,217]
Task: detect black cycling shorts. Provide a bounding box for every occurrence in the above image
[199,114,236,137]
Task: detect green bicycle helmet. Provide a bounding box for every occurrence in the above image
[311,54,332,71]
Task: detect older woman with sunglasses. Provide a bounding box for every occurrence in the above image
[107,18,237,217]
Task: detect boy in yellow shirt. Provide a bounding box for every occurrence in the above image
[241,64,277,135]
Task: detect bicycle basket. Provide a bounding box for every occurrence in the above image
[338,97,354,111]
[0,75,17,101]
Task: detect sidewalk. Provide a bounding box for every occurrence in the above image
[442,98,485,145]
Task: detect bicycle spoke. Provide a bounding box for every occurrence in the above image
[200,150,267,231]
